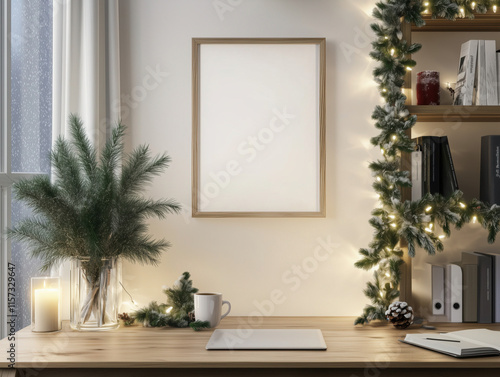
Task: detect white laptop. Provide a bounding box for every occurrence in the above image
[206,329,327,350]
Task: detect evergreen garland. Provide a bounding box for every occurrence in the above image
[133,272,210,330]
[355,0,500,325]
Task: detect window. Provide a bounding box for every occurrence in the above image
[1,0,52,337]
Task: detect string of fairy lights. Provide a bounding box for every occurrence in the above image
[355,0,500,325]
[422,1,499,14]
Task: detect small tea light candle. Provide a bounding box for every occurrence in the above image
[31,277,61,332]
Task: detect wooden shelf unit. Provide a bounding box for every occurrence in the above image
[400,14,500,304]
[413,12,500,32]
[407,105,500,122]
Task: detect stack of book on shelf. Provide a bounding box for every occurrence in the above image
[414,134,500,204]
[454,40,499,106]
[411,136,458,200]
[415,252,500,324]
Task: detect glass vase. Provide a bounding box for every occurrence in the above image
[70,257,121,331]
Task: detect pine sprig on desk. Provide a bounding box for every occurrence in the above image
[132,272,209,330]
[355,0,500,325]
[190,321,211,331]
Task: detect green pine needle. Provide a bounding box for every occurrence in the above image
[132,272,204,330]
[356,0,500,325]
[8,114,181,276]
[190,321,211,331]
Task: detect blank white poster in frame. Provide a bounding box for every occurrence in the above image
[192,38,326,217]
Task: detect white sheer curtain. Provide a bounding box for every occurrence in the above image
[52,0,121,319]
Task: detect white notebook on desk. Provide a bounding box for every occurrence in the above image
[206,329,327,350]
[402,329,500,358]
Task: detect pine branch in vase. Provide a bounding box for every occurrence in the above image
[9,114,181,329]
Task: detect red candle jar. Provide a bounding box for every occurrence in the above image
[416,71,440,105]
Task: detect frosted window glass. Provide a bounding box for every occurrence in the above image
[11,200,49,331]
[11,0,52,174]
[10,0,53,331]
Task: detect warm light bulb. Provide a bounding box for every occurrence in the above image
[382,88,387,92]
[390,48,395,56]
[446,82,451,88]
[377,176,382,182]
[494,5,498,13]
[472,216,477,223]
[381,148,385,155]
[389,185,394,189]
[460,7,465,16]
[459,202,466,208]
[424,1,429,5]
[380,291,384,298]
[384,36,389,40]
[425,206,432,212]
[385,272,391,278]
[166,306,173,314]
[425,227,432,233]
[392,135,397,141]
[429,223,433,229]
[390,223,397,228]
[471,2,476,10]
[439,235,445,239]
[388,215,395,219]
[406,67,412,71]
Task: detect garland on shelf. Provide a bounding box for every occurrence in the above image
[355,0,500,325]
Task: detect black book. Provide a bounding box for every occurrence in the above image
[480,135,500,205]
[429,137,441,195]
[477,252,500,323]
[415,137,430,195]
[462,252,493,324]
[440,136,459,197]
[476,253,494,324]
[414,136,458,197]
[462,264,478,322]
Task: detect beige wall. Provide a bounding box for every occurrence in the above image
[118,0,384,316]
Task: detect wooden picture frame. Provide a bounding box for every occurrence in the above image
[192,38,326,217]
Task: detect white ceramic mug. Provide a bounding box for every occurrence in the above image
[194,292,231,328]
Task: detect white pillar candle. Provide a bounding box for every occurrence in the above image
[34,288,60,332]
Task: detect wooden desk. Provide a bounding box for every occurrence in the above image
[1,317,500,376]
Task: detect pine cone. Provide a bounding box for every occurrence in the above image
[118,312,135,326]
[385,301,414,329]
